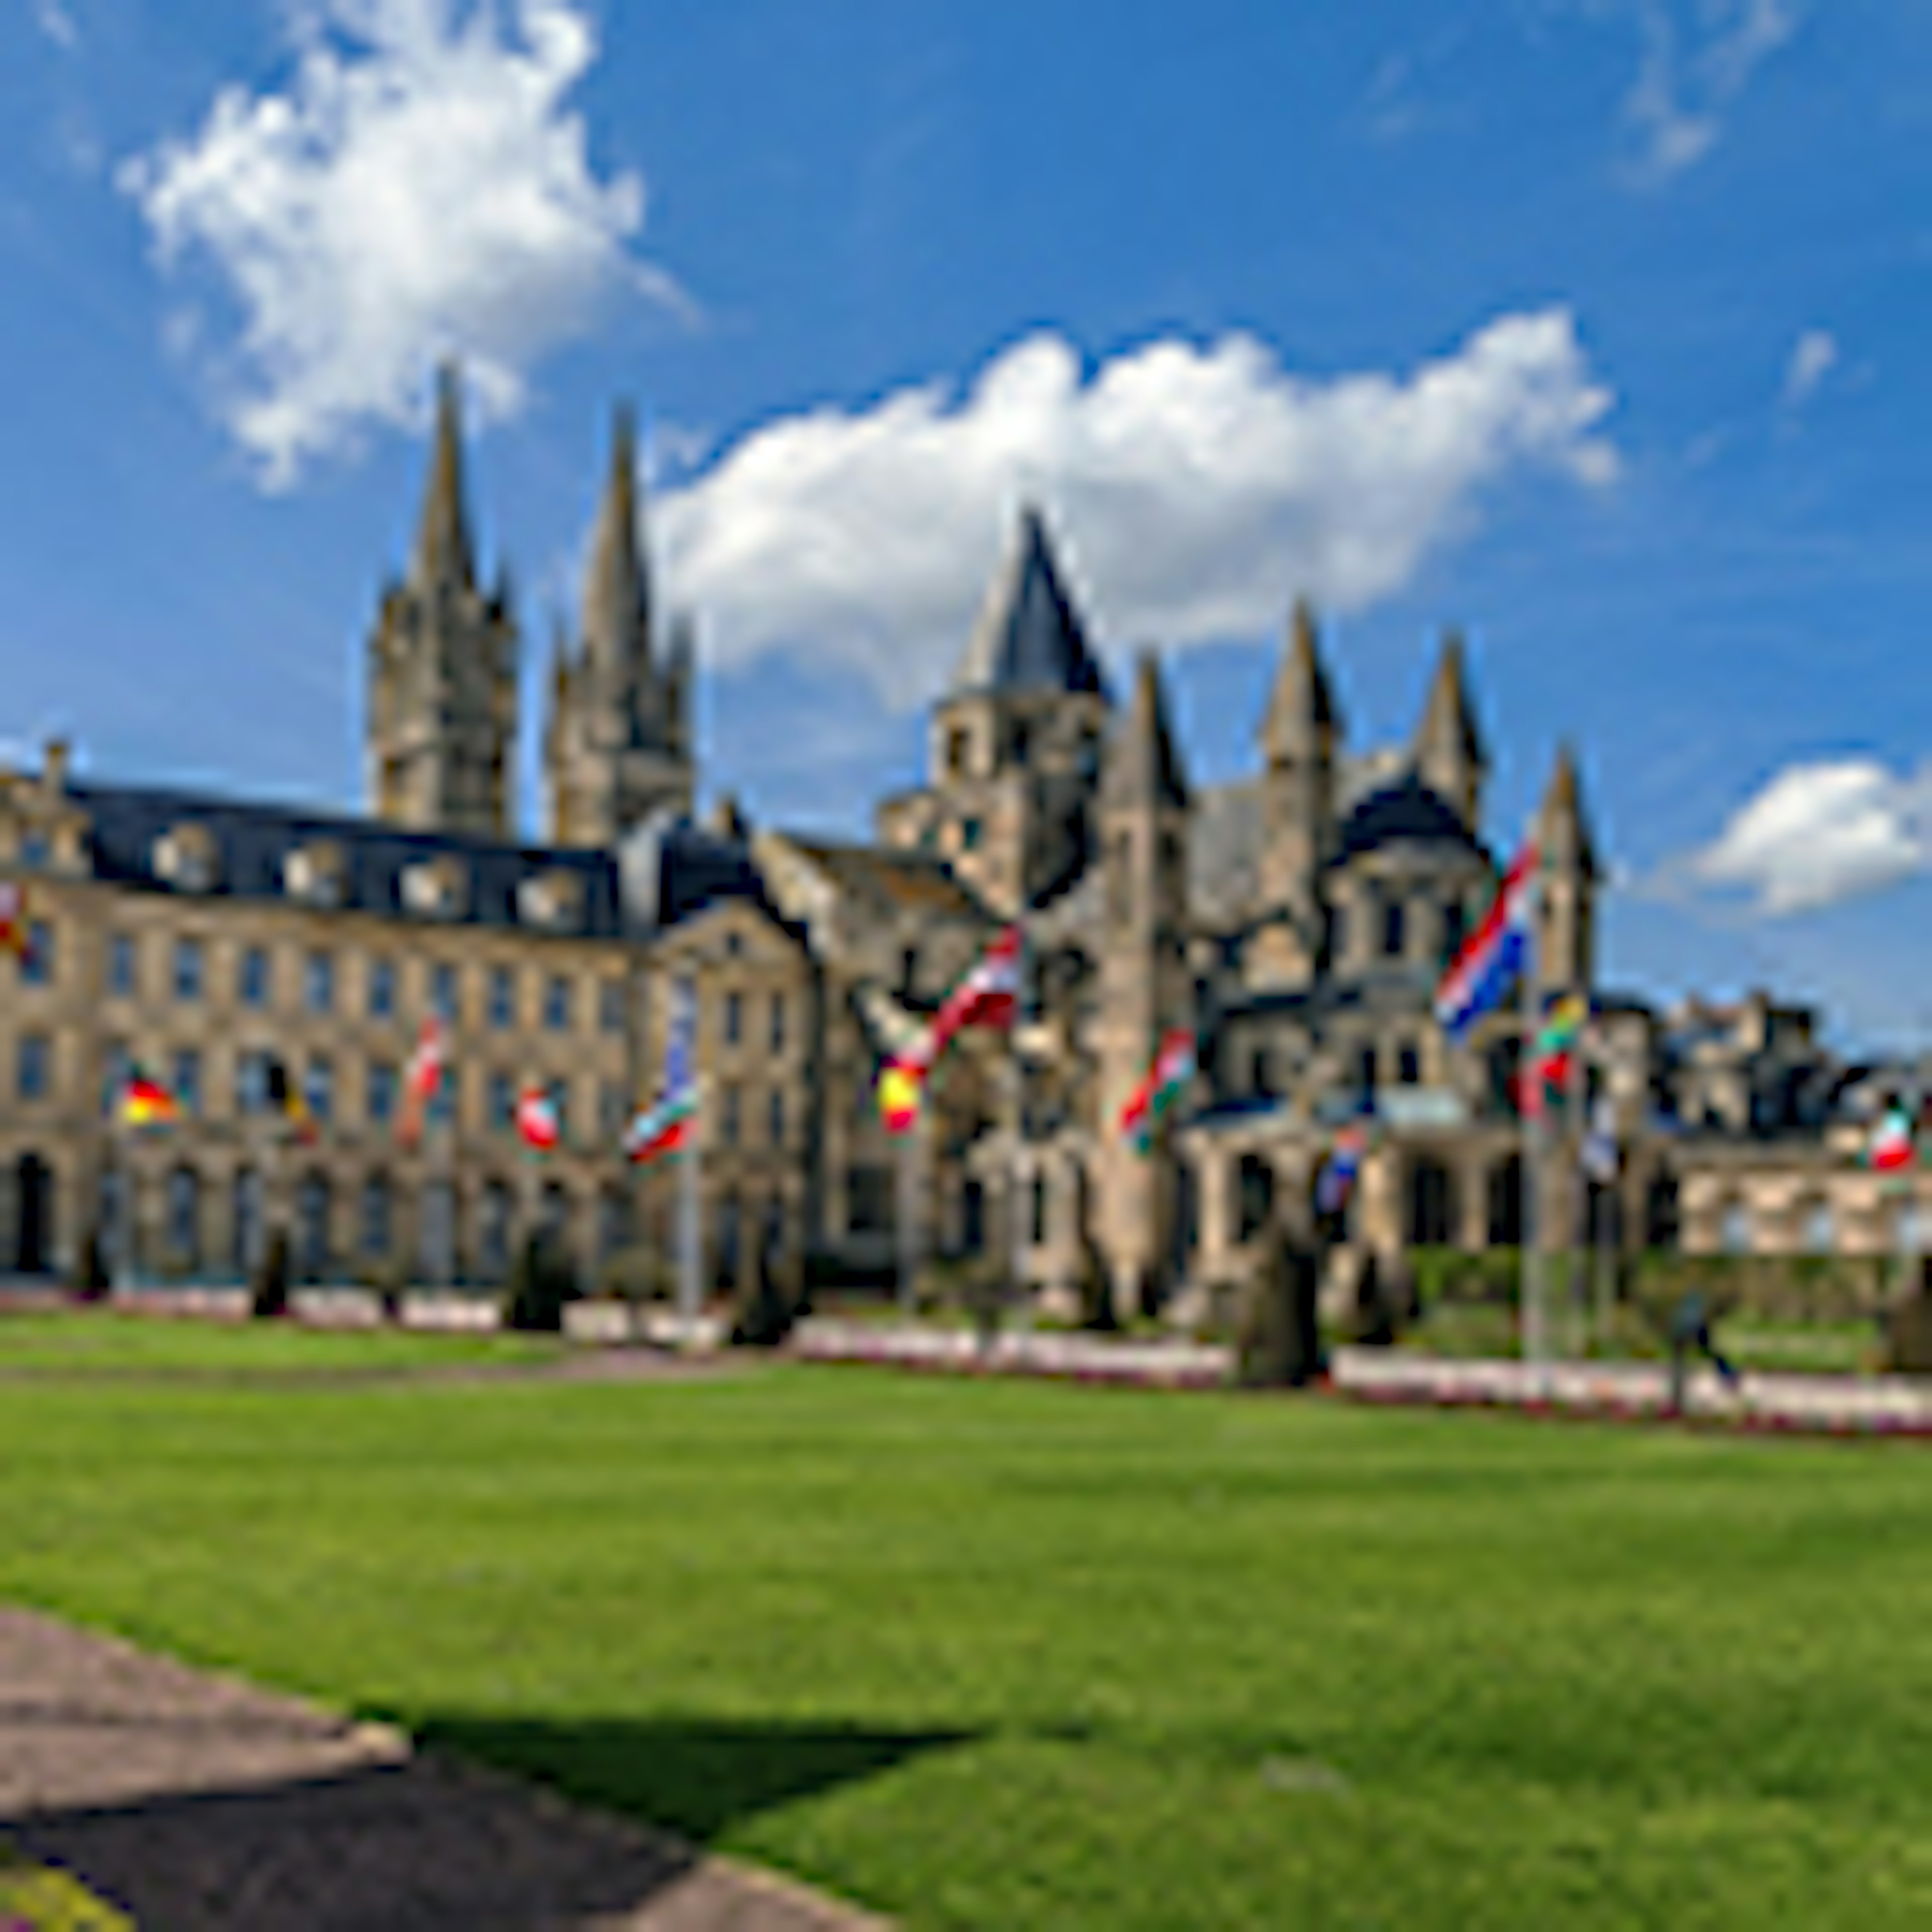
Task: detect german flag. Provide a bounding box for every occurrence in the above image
[121,1065,179,1127]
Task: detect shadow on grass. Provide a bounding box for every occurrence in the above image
[420,1713,977,1844]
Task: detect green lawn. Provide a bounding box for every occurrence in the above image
[2,1313,1929,1927]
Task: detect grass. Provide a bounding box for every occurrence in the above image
[2,1311,1930,1927]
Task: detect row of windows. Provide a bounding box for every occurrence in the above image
[716,988,788,1054]
[712,1084,790,1153]
[77,932,629,1035]
[1330,896,1468,966]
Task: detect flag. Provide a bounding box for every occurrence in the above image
[625,978,698,1165]
[120,1065,178,1128]
[1318,1124,1368,1214]
[927,926,1023,1063]
[516,1084,559,1152]
[877,1058,924,1135]
[1433,844,1538,1043]
[1118,1030,1196,1153]
[1581,1094,1620,1183]
[1511,992,1588,1115]
[1870,1106,1914,1174]
[0,880,29,959]
[398,1016,447,1148]
[265,1057,319,1144]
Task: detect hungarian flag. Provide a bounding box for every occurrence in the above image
[398,1016,447,1148]
[1515,994,1588,1115]
[1870,1106,1914,1174]
[121,1065,178,1128]
[1118,1030,1195,1153]
[0,880,29,959]
[516,1085,559,1152]
[927,926,1023,1063]
[626,978,698,1165]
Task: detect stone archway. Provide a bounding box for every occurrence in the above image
[15,1154,52,1275]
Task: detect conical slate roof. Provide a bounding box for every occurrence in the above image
[413,362,475,591]
[1103,649,1189,810]
[1261,598,1339,761]
[950,507,1107,700]
[1540,741,1599,878]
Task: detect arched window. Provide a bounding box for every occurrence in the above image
[479,1181,511,1283]
[1238,1154,1275,1242]
[232,1167,262,1275]
[361,1175,392,1259]
[1407,1157,1454,1248]
[297,1173,331,1280]
[419,1181,454,1283]
[167,1166,200,1270]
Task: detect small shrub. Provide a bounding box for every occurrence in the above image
[501,1235,578,1333]
[251,1229,291,1320]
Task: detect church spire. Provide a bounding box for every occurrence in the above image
[581,401,650,681]
[413,361,475,591]
[1540,739,1598,879]
[1413,627,1487,827]
[1261,597,1339,766]
[1104,648,1190,810]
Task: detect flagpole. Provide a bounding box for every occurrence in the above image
[896,1114,917,1320]
[1520,853,1546,1375]
[676,1076,703,1336]
[1568,1009,1587,1358]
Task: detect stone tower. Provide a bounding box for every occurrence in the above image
[1537,741,1597,994]
[366,364,519,838]
[1092,649,1193,1320]
[1248,599,1341,990]
[1412,629,1487,831]
[544,405,693,847]
[925,507,1111,916]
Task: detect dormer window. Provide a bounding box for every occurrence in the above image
[403,856,467,920]
[153,824,218,894]
[284,841,346,907]
[517,870,583,931]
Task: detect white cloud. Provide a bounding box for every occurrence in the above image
[656,309,1617,711]
[1692,757,1932,915]
[1623,0,1801,184]
[119,0,679,488]
[31,0,78,51]
[1781,327,1837,407]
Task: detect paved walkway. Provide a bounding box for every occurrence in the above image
[0,1607,882,1931]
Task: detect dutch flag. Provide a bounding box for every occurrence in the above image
[1433,843,1539,1044]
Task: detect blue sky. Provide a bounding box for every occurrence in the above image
[5,1,1932,1046]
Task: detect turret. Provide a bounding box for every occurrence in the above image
[1413,629,1487,830]
[1538,741,1597,993]
[1253,598,1341,986]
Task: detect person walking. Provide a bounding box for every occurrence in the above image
[1667,1286,1740,1412]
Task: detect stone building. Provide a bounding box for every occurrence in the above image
[1,367,1918,1304]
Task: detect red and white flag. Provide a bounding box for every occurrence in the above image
[398,1016,448,1148]
[516,1084,559,1152]
[928,926,1023,1063]
[1870,1106,1914,1174]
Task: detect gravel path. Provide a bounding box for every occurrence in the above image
[0,1606,883,1931]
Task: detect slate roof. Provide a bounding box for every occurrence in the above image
[949,508,1108,700]
[781,837,987,921]
[69,780,763,942]
[1332,773,1491,867]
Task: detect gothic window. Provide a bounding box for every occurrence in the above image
[961,1180,986,1254]
[479,1182,511,1283]
[600,1188,632,1262]
[1382,898,1406,959]
[1238,1154,1275,1242]
[1327,904,1346,963]
[1010,721,1031,765]
[899,948,917,1000]
[487,1071,513,1134]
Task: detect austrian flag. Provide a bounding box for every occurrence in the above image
[516,1085,559,1152]
[928,926,1023,1060]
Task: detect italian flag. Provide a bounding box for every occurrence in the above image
[1119,1030,1196,1153]
[121,1066,179,1127]
[624,1087,696,1165]
[516,1085,559,1152]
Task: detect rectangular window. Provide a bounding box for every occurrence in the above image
[361,1178,391,1258]
[23,921,53,987]
[1031,1173,1048,1246]
[488,1071,513,1133]
[489,965,514,1029]
[600,1080,625,1137]
[550,1080,570,1143]
[173,1047,201,1116]
[768,1087,785,1149]
[368,956,395,1020]
[305,1055,333,1125]
[20,830,48,869]
[1441,901,1467,965]
[235,1048,269,1115]
[600,978,625,1034]
[432,961,458,1023]
[725,990,742,1046]
[961,817,982,851]
[174,936,203,1002]
[305,949,335,1015]
[430,1066,458,1127]
[723,1083,740,1149]
[847,1166,892,1235]
[368,1061,397,1127]
[1359,1044,1378,1101]
[544,974,571,1032]
[1382,899,1406,959]
[101,1041,129,1118]
[1398,1042,1421,1087]
[770,992,785,1054]
[17,1033,48,1101]
[240,944,269,1009]
[110,933,136,999]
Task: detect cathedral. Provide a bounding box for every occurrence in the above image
[0,370,1914,1309]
